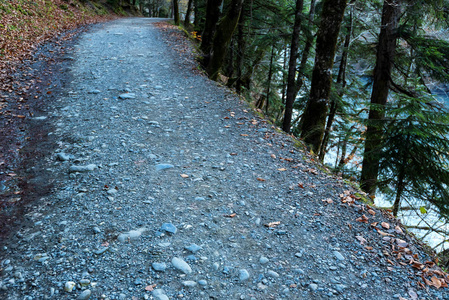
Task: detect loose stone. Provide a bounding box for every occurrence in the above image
[182,281,197,288]
[69,164,97,173]
[239,269,250,282]
[155,164,174,171]
[309,283,318,291]
[64,281,76,292]
[172,257,192,274]
[267,270,280,278]
[259,256,269,264]
[161,223,177,234]
[152,262,166,272]
[333,251,345,261]
[117,228,147,242]
[185,243,202,253]
[77,289,92,300]
[119,93,136,99]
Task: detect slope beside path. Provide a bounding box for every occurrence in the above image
[0,18,447,300]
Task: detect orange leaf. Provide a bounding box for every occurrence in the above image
[364,246,373,250]
[356,214,369,223]
[240,134,249,136]
[270,154,276,159]
[395,225,404,234]
[225,213,237,218]
[381,222,390,229]
[368,209,376,216]
[256,177,266,181]
[431,276,442,289]
[322,198,333,204]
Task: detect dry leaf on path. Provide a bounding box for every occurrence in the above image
[180,174,189,178]
[381,222,390,229]
[278,168,287,171]
[256,177,266,181]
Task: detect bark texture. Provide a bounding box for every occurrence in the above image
[200,0,223,54]
[282,0,304,132]
[360,0,401,195]
[206,0,244,80]
[300,0,348,153]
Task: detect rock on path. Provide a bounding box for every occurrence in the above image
[0,18,445,300]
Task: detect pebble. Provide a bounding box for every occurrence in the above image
[56,152,72,161]
[152,289,169,300]
[333,251,345,261]
[93,247,108,255]
[69,164,97,173]
[119,93,136,99]
[117,228,147,242]
[259,256,269,264]
[172,257,192,274]
[185,243,202,253]
[64,281,76,292]
[152,262,167,272]
[155,163,174,171]
[88,89,101,94]
[239,269,250,281]
[77,289,92,300]
[182,280,197,287]
[309,283,318,291]
[267,270,280,278]
[161,223,177,234]
[198,280,207,286]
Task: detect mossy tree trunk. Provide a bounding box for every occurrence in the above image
[300,0,348,153]
[360,0,401,195]
[206,0,244,81]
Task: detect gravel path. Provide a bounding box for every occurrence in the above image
[0,18,447,300]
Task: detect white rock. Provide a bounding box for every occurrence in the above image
[172,257,192,274]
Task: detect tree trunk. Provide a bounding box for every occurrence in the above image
[318,6,353,161]
[300,0,348,153]
[360,0,401,195]
[173,0,180,25]
[294,0,316,97]
[185,0,194,26]
[266,44,275,114]
[206,0,244,81]
[282,0,304,133]
[200,0,223,54]
[235,8,246,93]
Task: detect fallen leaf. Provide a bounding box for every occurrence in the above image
[256,177,266,181]
[377,230,393,237]
[387,259,395,265]
[322,198,333,204]
[145,284,157,291]
[365,246,373,250]
[395,225,404,234]
[265,221,281,228]
[381,222,390,229]
[277,168,287,171]
[101,241,109,247]
[230,153,238,156]
[298,183,304,188]
[431,276,442,289]
[371,222,378,227]
[356,214,369,223]
[270,154,276,159]
[240,134,249,136]
[368,209,376,216]
[180,174,189,178]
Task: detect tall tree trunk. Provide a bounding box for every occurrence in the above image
[282,0,304,133]
[206,0,244,81]
[294,0,316,97]
[300,0,348,153]
[185,0,194,26]
[360,0,401,195]
[318,6,353,161]
[266,44,275,114]
[201,0,223,55]
[173,0,180,25]
[235,8,246,93]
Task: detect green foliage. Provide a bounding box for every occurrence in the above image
[376,95,449,218]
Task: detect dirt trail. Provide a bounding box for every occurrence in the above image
[0,18,447,300]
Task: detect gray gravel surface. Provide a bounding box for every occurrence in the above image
[1,18,448,300]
